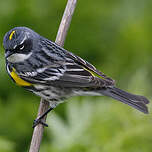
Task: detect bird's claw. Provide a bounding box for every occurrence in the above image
[32,118,48,128]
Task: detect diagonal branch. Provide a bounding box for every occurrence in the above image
[29,0,77,152]
[56,0,77,46]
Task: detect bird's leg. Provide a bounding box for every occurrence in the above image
[32,107,54,128]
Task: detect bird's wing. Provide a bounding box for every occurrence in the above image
[18,39,115,88]
[40,38,115,86]
[64,50,115,86]
[18,61,108,88]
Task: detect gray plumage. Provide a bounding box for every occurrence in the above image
[3,27,149,113]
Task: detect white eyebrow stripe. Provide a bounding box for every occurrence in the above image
[13,45,17,49]
[20,35,27,44]
[13,35,27,49]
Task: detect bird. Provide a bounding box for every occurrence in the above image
[3,27,149,127]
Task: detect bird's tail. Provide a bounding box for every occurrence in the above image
[100,87,149,114]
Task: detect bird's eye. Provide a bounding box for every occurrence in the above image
[18,44,24,50]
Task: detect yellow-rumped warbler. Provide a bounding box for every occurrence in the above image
[3,27,149,127]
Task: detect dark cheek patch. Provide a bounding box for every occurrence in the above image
[11,39,33,54]
[19,39,33,54]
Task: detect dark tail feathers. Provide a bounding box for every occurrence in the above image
[100,87,149,114]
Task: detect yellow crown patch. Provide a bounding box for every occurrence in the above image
[9,30,15,40]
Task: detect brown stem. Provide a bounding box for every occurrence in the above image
[29,0,77,152]
[56,0,77,46]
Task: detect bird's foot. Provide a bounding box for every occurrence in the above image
[32,107,54,128]
[32,118,48,128]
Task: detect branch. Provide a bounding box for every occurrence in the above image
[56,0,77,46]
[29,0,77,152]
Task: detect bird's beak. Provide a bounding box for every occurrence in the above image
[5,50,14,58]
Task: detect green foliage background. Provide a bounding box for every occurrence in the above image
[0,0,152,151]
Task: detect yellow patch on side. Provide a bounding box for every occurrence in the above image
[10,68,32,86]
[84,67,105,79]
[84,67,95,76]
[9,30,15,40]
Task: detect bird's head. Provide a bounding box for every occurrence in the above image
[3,27,39,63]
